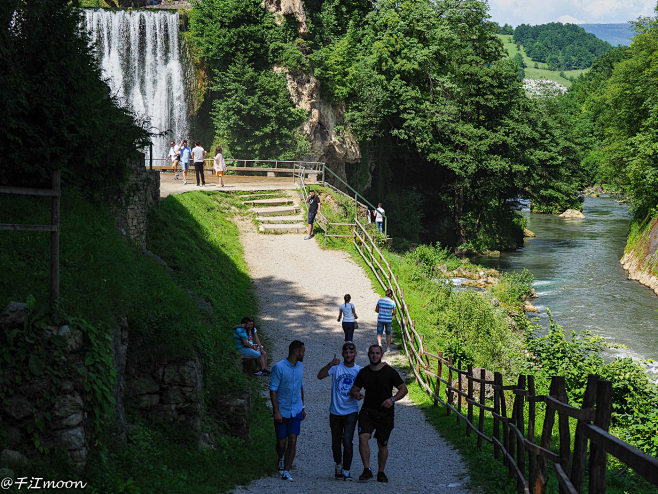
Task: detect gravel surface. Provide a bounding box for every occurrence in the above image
[233,223,473,494]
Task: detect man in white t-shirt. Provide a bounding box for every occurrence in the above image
[375,203,385,233]
[191,141,206,186]
[166,140,180,180]
[317,343,362,481]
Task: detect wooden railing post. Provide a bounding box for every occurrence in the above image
[477,368,486,449]
[516,375,527,493]
[456,360,463,425]
[466,364,474,437]
[537,377,561,493]
[588,380,612,494]
[447,357,454,416]
[571,375,598,492]
[527,375,538,493]
[493,372,503,460]
[555,376,571,494]
[435,351,443,408]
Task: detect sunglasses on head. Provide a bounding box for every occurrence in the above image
[343,344,356,351]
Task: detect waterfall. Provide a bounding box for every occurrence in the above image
[84,9,189,162]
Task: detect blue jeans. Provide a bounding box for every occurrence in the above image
[342,322,355,342]
[376,221,383,233]
[330,412,358,470]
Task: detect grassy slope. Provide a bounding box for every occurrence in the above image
[311,187,657,494]
[497,34,587,88]
[0,191,275,493]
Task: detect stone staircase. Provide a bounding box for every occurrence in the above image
[239,190,306,234]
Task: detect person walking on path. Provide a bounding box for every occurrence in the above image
[166,140,180,180]
[270,340,306,482]
[192,141,206,186]
[179,139,191,184]
[213,146,227,186]
[305,190,320,240]
[375,289,396,353]
[317,342,362,481]
[375,203,385,233]
[350,344,407,483]
[337,294,358,342]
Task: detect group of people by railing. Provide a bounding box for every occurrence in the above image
[165,140,227,187]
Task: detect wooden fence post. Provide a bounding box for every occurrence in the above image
[516,375,527,493]
[555,376,571,494]
[588,380,612,494]
[50,170,61,314]
[528,375,538,493]
[501,375,510,469]
[493,372,502,460]
[537,377,561,493]
[477,368,486,449]
[466,364,474,437]
[571,375,598,492]
[456,360,463,425]
[447,357,453,416]
[435,351,443,408]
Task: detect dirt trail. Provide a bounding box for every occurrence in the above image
[233,222,473,494]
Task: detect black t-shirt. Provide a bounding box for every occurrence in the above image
[354,364,404,416]
[308,195,320,214]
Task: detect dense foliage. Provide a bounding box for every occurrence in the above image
[188,0,309,159]
[514,22,612,71]
[0,0,148,195]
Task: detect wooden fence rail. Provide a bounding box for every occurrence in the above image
[351,216,658,493]
[0,171,61,311]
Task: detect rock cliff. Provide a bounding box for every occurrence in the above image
[620,217,658,296]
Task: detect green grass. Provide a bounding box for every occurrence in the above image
[0,191,276,492]
[497,34,588,88]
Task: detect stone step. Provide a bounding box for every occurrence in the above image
[258,223,307,233]
[242,197,293,206]
[251,205,299,216]
[238,192,282,199]
[257,215,304,223]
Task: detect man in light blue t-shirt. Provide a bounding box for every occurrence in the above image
[317,342,362,481]
[376,289,397,353]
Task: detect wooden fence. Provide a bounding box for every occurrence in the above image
[352,216,658,493]
[0,171,61,311]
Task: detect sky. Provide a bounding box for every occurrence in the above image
[487,0,656,26]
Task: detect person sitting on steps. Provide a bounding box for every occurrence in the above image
[233,317,269,375]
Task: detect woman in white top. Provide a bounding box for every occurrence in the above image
[337,294,358,342]
[213,146,227,186]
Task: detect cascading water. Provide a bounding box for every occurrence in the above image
[84,9,189,161]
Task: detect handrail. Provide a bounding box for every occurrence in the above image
[350,207,658,493]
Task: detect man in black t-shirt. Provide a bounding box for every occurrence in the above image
[304,190,320,240]
[350,344,407,483]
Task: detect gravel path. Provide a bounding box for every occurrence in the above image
[233,224,473,494]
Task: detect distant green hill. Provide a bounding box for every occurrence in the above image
[579,23,635,46]
[497,34,586,88]
[514,23,612,70]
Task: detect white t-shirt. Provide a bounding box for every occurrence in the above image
[167,146,176,160]
[339,303,355,323]
[192,146,205,163]
[173,144,180,159]
[214,153,226,172]
[375,207,385,223]
[328,362,362,415]
[247,328,258,345]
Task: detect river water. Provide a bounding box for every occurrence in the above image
[476,196,658,375]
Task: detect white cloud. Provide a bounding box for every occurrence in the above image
[488,0,656,25]
[558,15,585,24]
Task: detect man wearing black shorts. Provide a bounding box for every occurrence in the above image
[350,344,407,483]
[304,189,320,240]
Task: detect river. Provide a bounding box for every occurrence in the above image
[476,196,658,376]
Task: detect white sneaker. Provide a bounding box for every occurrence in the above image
[278,457,285,474]
[183,180,187,184]
[281,470,294,481]
[387,347,391,353]
[304,235,311,240]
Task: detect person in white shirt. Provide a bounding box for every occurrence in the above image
[375,203,385,233]
[213,146,227,187]
[337,293,358,342]
[317,343,362,481]
[165,140,180,180]
[191,141,206,186]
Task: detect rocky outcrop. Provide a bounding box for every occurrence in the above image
[262,0,308,35]
[620,218,658,296]
[559,209,585,219]
[274,65,361,168]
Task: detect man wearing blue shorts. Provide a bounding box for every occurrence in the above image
[270,340,306,481]
[375,289,396,353]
